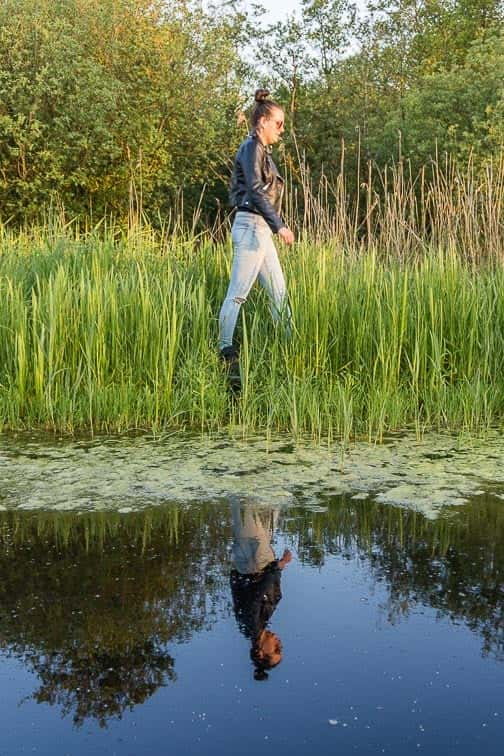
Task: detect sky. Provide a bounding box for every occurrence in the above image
[259,0,302,23]
[241,0,369,61]
[249,0,369,24]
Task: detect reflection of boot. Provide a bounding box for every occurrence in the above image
[220,346,241,395]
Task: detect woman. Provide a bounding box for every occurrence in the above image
[218,89,295,385]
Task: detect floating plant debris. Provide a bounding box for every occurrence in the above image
[0,431,504,517]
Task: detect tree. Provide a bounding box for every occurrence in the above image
[302,0,357,79]
[0,0,247,223]
[379,32,504,167]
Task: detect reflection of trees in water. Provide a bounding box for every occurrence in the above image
[25,641,175,727]
[0,506,230,727]
[284,495,504,661]
[1,494,502,726]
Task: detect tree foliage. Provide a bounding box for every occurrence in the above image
[0,0,503,223]
[266,0,504,194]
[0,0,246,221]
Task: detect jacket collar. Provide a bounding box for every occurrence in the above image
[249,130,272,153]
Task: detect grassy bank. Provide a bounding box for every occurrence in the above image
[1,225,504,438]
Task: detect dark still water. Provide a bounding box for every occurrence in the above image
[0,495,502,756]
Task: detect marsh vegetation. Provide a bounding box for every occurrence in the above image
[0,3,503,438]
[1,215,504,437]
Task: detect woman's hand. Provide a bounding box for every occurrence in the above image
[278,226,295,245]
[278,549,292,570]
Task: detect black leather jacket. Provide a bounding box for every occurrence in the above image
[230,562,282,642]
[229,132,285,234]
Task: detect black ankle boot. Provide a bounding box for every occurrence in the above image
[219,346,241,394]
[220,345,239,362]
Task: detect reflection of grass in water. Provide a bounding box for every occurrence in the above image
[287,498,460,559]
[1,506,184,552]
[2,231,504,436]
[287,494,504,560]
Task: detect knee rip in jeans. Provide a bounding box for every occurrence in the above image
[232,296,246,305]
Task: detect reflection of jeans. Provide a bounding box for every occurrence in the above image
[231,500,279,575]
[218,211,291,350]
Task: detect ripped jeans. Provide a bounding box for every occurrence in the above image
[218,211,291,350]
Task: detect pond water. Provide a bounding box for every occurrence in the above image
[0,433,503,755]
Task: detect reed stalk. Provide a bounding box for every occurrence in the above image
[282,147,504,261]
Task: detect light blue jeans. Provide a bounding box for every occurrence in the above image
[219,211,291,350]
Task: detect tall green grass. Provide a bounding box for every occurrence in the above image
[1,223,504,438]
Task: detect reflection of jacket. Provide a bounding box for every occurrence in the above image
[230,563,282,642]
[229,133,285,234]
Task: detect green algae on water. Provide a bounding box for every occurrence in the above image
[2,431,504,518]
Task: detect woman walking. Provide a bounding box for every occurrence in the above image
[218,89,295,388]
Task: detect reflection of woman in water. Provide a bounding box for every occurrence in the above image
[230,501,292,680]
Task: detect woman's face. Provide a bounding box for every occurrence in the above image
[258,107,285,146]
[258,631,283,667]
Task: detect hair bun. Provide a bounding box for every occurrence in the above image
[255,88,270,102]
